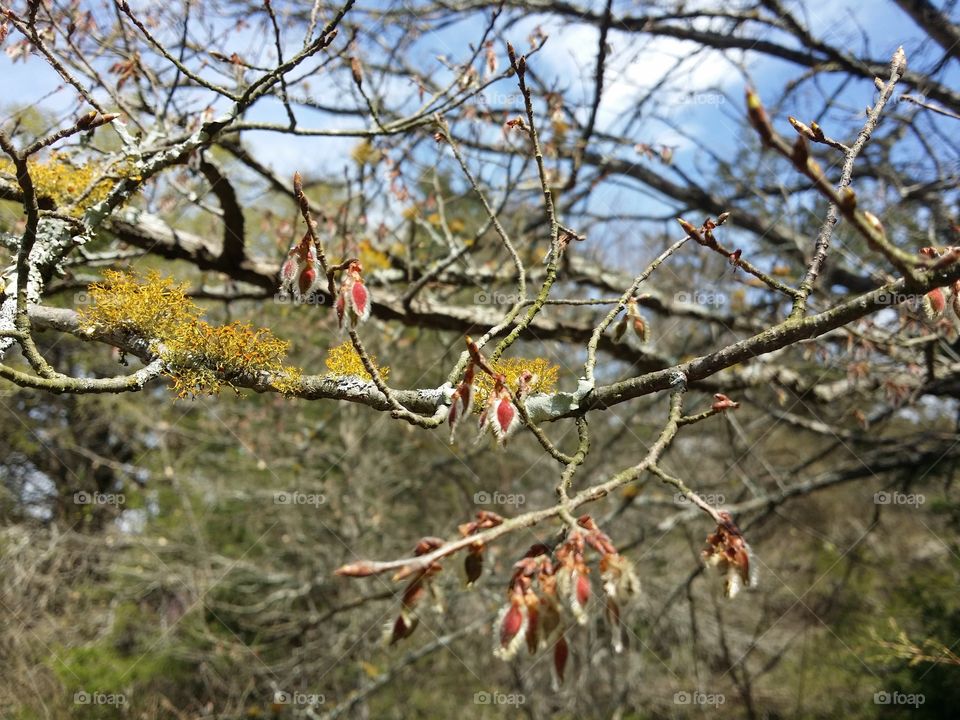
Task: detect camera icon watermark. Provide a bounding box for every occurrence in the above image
[874,690,924,707]
[874,491,924,507]
[674,690,725,706]
[474,490,525,508]
[473,690,525,706]
[274,491,327,507]
[73,491,125,507]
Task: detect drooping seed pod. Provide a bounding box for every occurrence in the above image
[524,591,540,655]
[447,378,473,442]
[385,611,418,645]
[702,511,758,599]
[464,545,483,586]
[553,633,569,685]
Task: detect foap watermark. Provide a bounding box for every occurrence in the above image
[274,690,326,706]
[674,690,725,706]
[74,691,127,706]
[874,290,924,307]
[874,490,924,507]
[474,491,525,508]
[674,290,726,307]
[472,91,524,107]
[274,291,328,306]
[676,492,724,506]
[474,290,520,306]
[676,92,725,106]
[74,491,125,507]
[274,491,327,507]
[874,690,924,707]
[890,92,926,106]
[474,691,525,706]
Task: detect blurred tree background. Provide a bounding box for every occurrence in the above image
[1,0,960,718]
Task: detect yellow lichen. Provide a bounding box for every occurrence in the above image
[350,140,382,166]
[78,270,302,397]
[474,356,559,408]
[78,270,200,342]
[163,321,302,398]
[0,152,134,216]
[324,340,389,382]
[358,239,390,270]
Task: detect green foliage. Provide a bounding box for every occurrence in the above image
[47,602,189,720]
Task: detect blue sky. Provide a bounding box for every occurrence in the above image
[2,0,956,266]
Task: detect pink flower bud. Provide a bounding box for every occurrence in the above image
[576,573,591,607]
[711,393,740,412]
[494,597,528,661]
[350,278,370,321]
[280,256,299,285]
[923,287,946,320]
[483,376,521,445]
[298,266,318,297]
[337,260,372,329]
[496,397,515,434]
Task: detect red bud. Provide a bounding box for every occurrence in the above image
[500,603,524,648]
[298,267,317,296]
[576,573,590,606]
[554,635,569,683]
